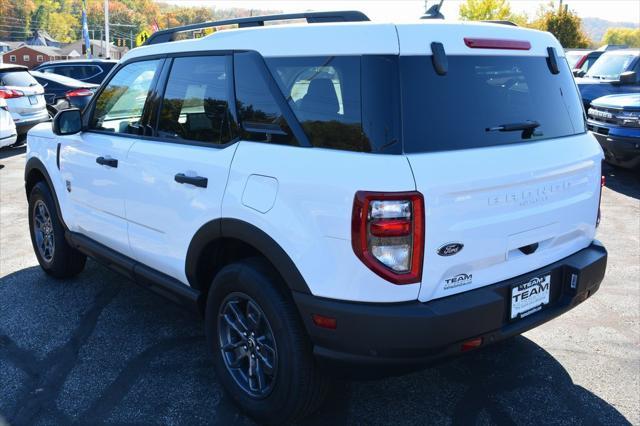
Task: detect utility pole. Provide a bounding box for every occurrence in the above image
[104,0,110,58]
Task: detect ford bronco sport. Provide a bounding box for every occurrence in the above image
[25,11,607,424]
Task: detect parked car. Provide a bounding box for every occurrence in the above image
[30,70,98,116]
[569,44,628,77]
[575,49,640,110]
[587,93,640,169]
[25,12,607,424]
[33,59,117,85]
[0,97,17,148]
[0,64,48,140]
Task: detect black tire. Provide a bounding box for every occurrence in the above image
[28,181,86,278]
[205,258,330,424]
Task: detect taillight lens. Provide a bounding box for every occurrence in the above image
[0,88,24,99]
[352,191,424,284]
[65,88,93,99]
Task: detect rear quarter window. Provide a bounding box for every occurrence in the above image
[401,55,586,153]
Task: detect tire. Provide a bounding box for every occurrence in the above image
[28,181,86,278]
[205,258,330,424]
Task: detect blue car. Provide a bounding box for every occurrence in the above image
[576,49,640,110]
[587,93,640,169]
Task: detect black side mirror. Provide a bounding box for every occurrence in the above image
[619,71,637,85]
[572,68,586,78]
[53,108,82,135]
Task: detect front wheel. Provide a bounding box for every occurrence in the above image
[205,258,330,424]
[28,182,86,278]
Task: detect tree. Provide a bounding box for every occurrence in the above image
[602,27,640,47]
[532,1,590,48]
[459,0,513,21]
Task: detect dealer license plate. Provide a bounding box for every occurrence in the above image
[510,274,551,319]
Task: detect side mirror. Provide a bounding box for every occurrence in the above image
[572,68,586,78]
[52,108,82,135]
[619,71,637,85]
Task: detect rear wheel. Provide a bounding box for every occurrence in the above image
[205,258,330,424]
[28,181,86,278]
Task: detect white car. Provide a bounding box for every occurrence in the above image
[0,64,48,140]
[24,11,608,424]
[0,98,17,148]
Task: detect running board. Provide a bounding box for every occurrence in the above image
[66,231,203,314]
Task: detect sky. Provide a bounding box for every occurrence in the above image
[162,0,640,24]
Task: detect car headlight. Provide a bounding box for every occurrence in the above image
[616,111,640,127]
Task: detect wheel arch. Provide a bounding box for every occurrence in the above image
[186,218,312,296]
[24,156,67,229]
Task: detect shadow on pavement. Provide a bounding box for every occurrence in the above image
[603,163,640,200]
[0,145,26,163]
[0,262,631,425]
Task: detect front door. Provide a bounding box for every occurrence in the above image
[59,59,163,256]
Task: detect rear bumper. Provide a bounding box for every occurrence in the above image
[294,241,607,371]
[588,122,640,169]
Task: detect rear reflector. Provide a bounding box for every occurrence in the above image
[461,337,483,352]
[312,314,337,330]
[370,219,411,237]
[464,38,531,50]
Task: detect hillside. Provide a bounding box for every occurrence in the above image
[582,17,638,43]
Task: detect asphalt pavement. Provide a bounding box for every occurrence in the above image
[1,144,638,425]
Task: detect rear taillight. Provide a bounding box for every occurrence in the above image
[65,88,93,99]
[352,191,424,284]
[0,88,24,99]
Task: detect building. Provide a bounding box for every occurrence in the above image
[1,45,67,69]
[59,39,128,60]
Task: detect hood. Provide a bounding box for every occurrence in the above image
[591,94,640,111]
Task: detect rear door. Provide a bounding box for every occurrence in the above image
[397,26,603,302]
[124,54,239,282]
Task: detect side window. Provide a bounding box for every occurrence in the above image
[89,59,161,134]
[234,52,297,145]
[267,56,399,153]
[157,55,236,144]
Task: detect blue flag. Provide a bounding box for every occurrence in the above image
[82,0,91,58]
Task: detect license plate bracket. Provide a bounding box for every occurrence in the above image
[28,95,38,105]
[510,274,551,320]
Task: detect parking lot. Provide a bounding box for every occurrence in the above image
[0,144,638,425]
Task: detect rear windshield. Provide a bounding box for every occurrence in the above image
[401,55,586,153]
[0,70,39,87]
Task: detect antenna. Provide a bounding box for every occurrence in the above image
[421,0,445,20]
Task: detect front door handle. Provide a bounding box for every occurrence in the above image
[96,156,118,168]
[174,173,208,188]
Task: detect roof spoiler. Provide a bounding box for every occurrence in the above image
[143,11,370,46]
[481,20,518,26]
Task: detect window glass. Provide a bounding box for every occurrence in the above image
[90,60,160,134]
[401,55,585,153]
[0,71,39,87]
[586,53,636,79]
[157,55,236,144]
[266,56,400,153]
[234,52,297,145]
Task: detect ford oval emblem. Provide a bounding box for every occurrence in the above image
[437,243,464,256]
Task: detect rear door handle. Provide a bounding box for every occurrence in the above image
[174,173,208,188]
[96,156,118,168]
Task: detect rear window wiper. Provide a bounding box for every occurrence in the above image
[486,120,540,139]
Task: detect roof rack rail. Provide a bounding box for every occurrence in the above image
[143,11,370,46]
[481,20,518,26]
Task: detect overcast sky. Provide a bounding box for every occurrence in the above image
[162,1,640,24]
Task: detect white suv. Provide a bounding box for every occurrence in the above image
[0,64,48,140]
[25,12,608,424]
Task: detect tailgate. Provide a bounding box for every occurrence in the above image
[408,134,603,302]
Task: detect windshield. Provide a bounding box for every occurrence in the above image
[401,55,585,153]
[565,52,584,69]
[585,53,637,79]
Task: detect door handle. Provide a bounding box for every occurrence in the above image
[96,156,118,168]
[174,173,208,188]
